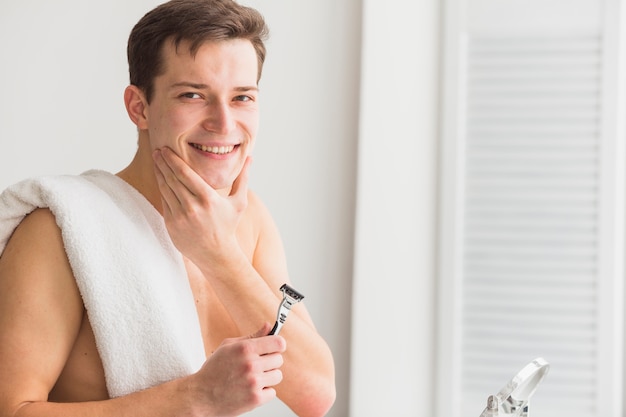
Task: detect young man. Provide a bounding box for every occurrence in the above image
[0,1,335,416]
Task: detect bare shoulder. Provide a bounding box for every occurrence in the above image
[0,208,84,407]
[244,189,284,249]
[244,189,291,283]
[0,207,83,325]
[4,208,58,242]
[1,208,69,271]
[235,190,276,260]
[245,189,273,221]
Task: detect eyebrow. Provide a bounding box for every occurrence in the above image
[169,81,259,92]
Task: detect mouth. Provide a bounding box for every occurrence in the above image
[190,143,238,155]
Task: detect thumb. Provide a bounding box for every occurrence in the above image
[223,323,271,345]
[230,156,252,199]
[248,322,272,339]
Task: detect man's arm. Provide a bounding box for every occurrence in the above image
[0,209,286,417]
[153,149,336,417]
[246,191,337,415]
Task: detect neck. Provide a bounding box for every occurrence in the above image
[117,141,164,214]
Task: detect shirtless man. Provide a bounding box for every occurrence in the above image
[0,1,336,416]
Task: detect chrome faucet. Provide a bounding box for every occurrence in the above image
[479,358,550,417]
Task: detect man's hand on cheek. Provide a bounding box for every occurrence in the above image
[152,147,251,266]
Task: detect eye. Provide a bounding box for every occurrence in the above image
[180,92,202,99]
[234,95,254,102]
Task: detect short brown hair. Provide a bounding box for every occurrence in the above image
[127,0,269,102]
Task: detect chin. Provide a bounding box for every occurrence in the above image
[193,161,242,191]
[201,174,234,192]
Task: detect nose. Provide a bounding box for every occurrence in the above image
[202,101,236,134]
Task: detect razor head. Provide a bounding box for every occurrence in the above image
[269,283,305,335]
[280,283,305,306]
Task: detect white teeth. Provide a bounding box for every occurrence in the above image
[192,144,235,154]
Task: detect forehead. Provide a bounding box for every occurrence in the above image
[158,38,258,85]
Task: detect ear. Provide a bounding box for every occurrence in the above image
[124,85,149,130]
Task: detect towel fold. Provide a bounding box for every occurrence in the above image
[0,170,206,397]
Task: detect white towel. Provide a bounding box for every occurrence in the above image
[0,170,206,398]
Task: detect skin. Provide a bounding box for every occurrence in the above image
[0,39,335,417]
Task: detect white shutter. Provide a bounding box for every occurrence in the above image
[464,34,601,415]
[437,1,625,416]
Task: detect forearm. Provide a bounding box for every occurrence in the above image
[12,378,191,417]
[272,310,336,417]
[197,252,336,416]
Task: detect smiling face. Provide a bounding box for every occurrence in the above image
[141,38,260,192]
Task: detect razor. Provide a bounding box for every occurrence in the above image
[269,283,305,335]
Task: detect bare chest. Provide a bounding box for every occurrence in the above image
[49,263,247,402]
[50,213,258,400]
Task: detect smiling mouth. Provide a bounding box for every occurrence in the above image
[191,143,237,155]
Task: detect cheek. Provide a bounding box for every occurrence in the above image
[148,124,168,150]
[243,115,259,150]
[148,108,188,145]
[247,137,257,153]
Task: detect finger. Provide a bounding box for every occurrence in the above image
[258,387,277,404]
[253,335,287,355]
[153,150,183,197]
[229,156,252,199]
[258,351,284,371]
[152,151,180,214]
[160,147,214,199]
[221,323,273,348]
[153,149,180,188]
[259,368,283,389]
[232,325,286,355]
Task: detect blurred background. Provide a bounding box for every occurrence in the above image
[1,0,624,416]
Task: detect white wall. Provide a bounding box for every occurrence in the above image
[350,0,440,416]
[0,1,145,184]
[0,1,362,416]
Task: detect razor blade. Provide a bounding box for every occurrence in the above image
[269,283,305,335]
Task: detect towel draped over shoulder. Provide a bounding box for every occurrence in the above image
[0,170,206,397]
